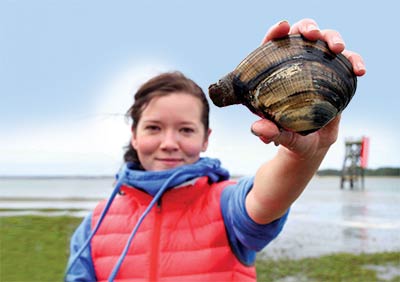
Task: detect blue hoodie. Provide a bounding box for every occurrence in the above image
[65,157,288,281]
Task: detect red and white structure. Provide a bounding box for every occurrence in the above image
[340,136,369,189]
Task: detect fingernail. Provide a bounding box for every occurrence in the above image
[251,127,260,137]
[357,61,366,72]
[278,20,289,26]
[332,35,344,46]
[259,136,271,144]
[306,24,319,33]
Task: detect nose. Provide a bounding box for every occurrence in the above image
[160,130,179,151]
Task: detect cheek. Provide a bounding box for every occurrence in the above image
[133,137,159,155]
[181,140,207,156]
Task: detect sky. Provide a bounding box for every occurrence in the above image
[1,0,399,176]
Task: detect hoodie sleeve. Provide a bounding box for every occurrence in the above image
[221,176,289,265]
[65,212,97,282]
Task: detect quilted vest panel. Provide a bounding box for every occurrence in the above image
[91,176,256,281]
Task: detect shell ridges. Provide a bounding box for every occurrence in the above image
[208,35,357,135]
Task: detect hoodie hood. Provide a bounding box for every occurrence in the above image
[116,157,230,196]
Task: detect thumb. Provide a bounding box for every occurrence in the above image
[251,119,281,144]
[251,119,302,149]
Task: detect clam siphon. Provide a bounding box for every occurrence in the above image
[208,35,357,135]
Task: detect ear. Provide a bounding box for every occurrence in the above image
[131,128,138,149]
[201,128,212,152]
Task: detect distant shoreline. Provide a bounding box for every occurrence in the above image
[0,175,115,180]
[1,175,399,180]
[0,167,399,179]
[317,167,400,177]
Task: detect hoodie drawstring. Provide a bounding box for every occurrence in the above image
[107,168,184,281]
[66,158,228,281]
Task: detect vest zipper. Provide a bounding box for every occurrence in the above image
[149,198,162,281]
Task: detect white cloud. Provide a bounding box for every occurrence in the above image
[206,111,400,175]
[0,62,175,176]
[206,113,278,176]
[320,118,400,169]
[94,61,173,116]
[2,61,398,176]
[0,117,129,175]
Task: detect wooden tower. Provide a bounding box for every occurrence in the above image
[340,137,369,189]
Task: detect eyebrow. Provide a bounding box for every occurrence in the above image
[140,119,161,123]
[141,119,199,127]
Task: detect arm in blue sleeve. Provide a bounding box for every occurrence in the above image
[221,176,289,265]
[64,212,96,282]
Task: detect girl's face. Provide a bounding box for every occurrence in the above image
[131,93,210,171]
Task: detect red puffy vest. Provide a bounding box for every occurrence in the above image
[91,176,256,281]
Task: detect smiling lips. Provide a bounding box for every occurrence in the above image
[156,158,184,167]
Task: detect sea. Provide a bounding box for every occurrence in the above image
[1,176,399,260]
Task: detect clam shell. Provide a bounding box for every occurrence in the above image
[209,35,357,135]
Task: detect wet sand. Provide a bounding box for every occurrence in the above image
[1,176,399,260]
[260,176,400,259]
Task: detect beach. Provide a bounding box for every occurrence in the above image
[1,175,399,259]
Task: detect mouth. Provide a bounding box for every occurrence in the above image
[156,158,184,167]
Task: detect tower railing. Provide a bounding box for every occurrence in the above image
[340,137,369,189]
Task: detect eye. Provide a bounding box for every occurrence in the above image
[180,127,195,134]
[144,125,160,132]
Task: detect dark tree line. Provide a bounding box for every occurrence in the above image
[317,167,400,177]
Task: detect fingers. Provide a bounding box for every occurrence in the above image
[290,19,345,53]
[265,18,366,77]
[342,50,367,76]
[320,29,346,53]
[264,19,341,49]
[263,18,322,44]
[251,119,296,147]
[261,20,290,44]
[251,119,280,143]
[289,18,322,41]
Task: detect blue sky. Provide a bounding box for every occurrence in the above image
[1,0,399,176]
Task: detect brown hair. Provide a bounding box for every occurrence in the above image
[123,71,210,163]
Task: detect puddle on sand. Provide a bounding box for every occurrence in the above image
[276,275,313,282]
[363,264,400,281]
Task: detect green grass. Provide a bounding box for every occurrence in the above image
[256,252,400,282]
[1,215,399,282]
[0,208,85,212]
[0,216,82,282]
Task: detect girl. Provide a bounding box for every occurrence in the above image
[65,19,366,281]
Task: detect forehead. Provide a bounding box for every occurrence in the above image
[141,93,203,118]
[147,92,201,107]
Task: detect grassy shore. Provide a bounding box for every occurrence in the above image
[1,216,399,282]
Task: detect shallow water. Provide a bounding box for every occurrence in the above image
[1,176,399,259]
[260,176,400,259]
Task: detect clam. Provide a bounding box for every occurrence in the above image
[209,35,357,135]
